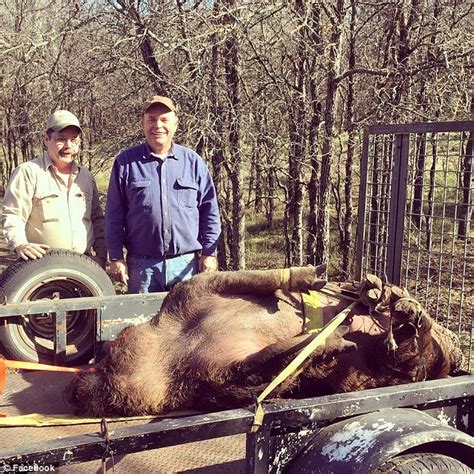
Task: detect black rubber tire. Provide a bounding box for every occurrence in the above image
[0,249,115,364]
[374,452,472,473]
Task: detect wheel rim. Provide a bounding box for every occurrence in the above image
[9,269,104,360]
[19,279,93,352]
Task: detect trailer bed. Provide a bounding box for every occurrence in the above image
[1,366,472,471]
[0,369,247,472]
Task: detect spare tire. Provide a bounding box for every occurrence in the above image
[0,249,115,364]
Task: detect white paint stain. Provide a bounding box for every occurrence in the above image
[437,408,451,425]
[309,410,321,421]
[114,314,152,326]
[321,419,395,462]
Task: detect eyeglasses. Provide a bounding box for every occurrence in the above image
[52,137,81,147]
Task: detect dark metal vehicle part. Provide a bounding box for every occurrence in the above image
[0,375,472,472]
[285,409,473,473]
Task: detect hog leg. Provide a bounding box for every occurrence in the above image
[193,264,327,297]
[156,265,326,328]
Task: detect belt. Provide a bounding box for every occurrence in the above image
[128,251,198,259]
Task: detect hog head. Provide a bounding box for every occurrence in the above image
[65,370,110,416]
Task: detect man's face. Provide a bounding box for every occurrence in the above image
[44,126,81,171]
[142,104,178,154]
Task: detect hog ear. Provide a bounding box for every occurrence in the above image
[314,263,327,277]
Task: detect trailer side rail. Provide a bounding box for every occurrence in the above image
[1,375,472,467]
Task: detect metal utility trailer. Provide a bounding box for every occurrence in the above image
[0,362,472,472]
[0,289,473,472]
[0,292,167,365]
[0,120,472,470]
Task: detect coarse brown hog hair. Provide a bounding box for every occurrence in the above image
[65,266,463,416]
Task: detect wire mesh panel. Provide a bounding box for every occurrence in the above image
[355,122,474,370]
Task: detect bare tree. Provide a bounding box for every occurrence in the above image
[1,0,472,272]
[314,0,347,266]
[222,0,245,270]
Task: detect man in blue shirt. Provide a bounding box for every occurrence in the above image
[106,96,221,293]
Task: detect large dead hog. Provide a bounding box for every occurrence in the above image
[66,267,462,416]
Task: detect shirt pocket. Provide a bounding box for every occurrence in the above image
[128,179,152,209]
[33,193,60,223]
[73,191,92,221]
[176,178,198,208]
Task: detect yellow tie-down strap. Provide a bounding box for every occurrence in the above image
[302,290,325,334]
[0,410,202,427]
[251,302,356,432]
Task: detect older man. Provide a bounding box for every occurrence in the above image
[2,110,106,264]
[106,96,221,293]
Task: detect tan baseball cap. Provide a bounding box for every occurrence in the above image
[142,96,176,114]
[46,110,82,133]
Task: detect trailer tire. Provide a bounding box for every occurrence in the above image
[0,249,115,364]
[374,452,472,473]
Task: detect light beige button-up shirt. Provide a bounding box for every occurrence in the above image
[2,153,106,258]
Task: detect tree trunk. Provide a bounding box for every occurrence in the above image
[223,0,245,270]
[315,0,346,266]
[412,133,426,229]
[305,86,322,265]
[305,2,322,266]
[341,0,357,276]
[209,0,228,270]
[287,97,306,266]
[111,0,167,93]
[425,133,438,250]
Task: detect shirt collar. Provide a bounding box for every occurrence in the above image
[144,142,179,161]
[42,152,79,174]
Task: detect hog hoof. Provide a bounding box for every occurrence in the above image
[289,266,327,292]
[389,285,410,303]
[359,274,384,307]
[391,298,426,327]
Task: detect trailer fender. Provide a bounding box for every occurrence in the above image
[285,408,474,473]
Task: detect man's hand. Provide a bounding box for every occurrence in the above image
[15,243,50,260]
[199,255,218,273]
[110,259,129,283]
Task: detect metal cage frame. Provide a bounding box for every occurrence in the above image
[355,121,473,369]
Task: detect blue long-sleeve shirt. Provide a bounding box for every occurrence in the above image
[106,143,221,261]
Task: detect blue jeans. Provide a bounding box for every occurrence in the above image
[127,253,198,294]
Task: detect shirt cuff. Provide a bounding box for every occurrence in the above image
[108,249,124,261]
[7,236,28,253]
